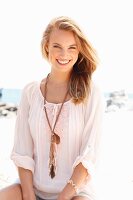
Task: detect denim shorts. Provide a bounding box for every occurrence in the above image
[36,196,45,200]
[36,192,91,200]
[36,197,55,200]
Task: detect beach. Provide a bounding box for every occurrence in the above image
[0,111,133,199]
[0,115,18,189]
[97,111,133,200]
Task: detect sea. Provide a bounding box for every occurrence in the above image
[0,88,22,105]
[0,88,133,106]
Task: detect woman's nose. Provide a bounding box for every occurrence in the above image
[59,49,68,58]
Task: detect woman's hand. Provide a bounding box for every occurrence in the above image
[23,192,36,200]
[57,192,70,200]
[57,184,75,200]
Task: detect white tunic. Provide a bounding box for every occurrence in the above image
[11,81,104,199]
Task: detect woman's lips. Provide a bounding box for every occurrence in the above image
[56,59,70,65]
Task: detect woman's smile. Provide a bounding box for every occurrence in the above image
[56,59,71,65]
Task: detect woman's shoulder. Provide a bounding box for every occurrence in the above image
[23,81,39,93]
[90,80,103,97]
[21,81,40,102]
[90,80,105,109]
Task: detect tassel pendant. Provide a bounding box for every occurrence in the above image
[49,134,60,178]
[49,141,56,178]
[52,133,60,144]
[49,134,58,178]
[50,164,56,178]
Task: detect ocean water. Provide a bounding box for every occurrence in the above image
[0,88,22,105]
[0,88,133,106]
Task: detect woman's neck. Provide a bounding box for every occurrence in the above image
[48,71,70,85]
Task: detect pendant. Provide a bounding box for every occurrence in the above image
[52,133,60,144]
[50,164,55,178]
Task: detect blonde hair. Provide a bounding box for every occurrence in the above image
[41,16,99,104]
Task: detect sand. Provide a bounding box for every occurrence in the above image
[0,115,18,189]
[0,111,133,199]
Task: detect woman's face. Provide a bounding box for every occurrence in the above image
[47,28,79,73]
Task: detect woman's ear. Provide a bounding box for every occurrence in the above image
[45,44,49,52]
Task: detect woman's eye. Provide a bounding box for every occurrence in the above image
[53,45,60,48]
[69,46,76,50]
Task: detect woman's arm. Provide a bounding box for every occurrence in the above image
[11,83,36,199]
[18,167,36,200]
[58,84,104,200]
[57,162,89,200]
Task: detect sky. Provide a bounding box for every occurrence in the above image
[0,0,132,92]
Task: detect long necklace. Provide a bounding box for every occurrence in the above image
[43,74,69,178]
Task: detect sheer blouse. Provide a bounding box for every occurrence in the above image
[11,81,103,199]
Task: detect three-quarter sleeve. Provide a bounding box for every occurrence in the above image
[72,84,104,178]
[11,83,35,173]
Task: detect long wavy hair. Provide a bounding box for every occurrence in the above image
[41,16,99,104]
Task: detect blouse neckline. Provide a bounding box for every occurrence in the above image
[37,82,72,106]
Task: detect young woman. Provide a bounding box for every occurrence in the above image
[0,16,103,200]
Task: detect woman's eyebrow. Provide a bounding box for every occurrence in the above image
[69,44,77,47]
[53,43,77,47]
[53,43,61,45]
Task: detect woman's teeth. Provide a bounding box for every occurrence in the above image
[57,60,70,64]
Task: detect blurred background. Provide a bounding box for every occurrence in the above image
[0,0,133,199]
